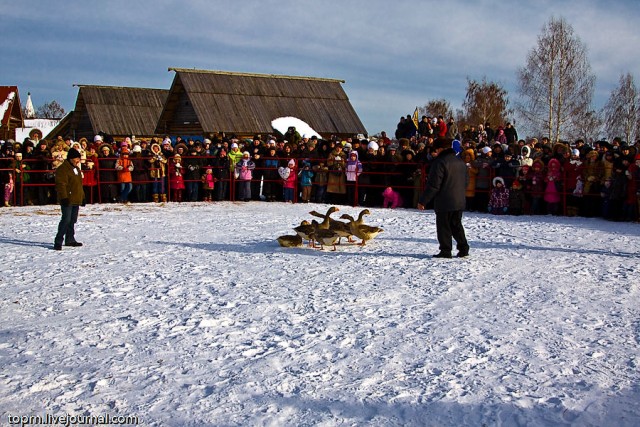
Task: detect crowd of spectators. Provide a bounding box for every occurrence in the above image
[1,120,639,222]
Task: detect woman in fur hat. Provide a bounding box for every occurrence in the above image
[325,145,347,205]
[149,143,168,203]
[97,143,118,203]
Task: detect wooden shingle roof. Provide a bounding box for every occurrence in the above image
[68,85,168,139]
[156,68,367,137]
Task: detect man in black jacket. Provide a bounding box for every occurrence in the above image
[418,138,470,258]
[53,148,85,250]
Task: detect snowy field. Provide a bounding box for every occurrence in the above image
[0,202,639,427]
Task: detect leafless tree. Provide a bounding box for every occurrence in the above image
[36,100,66,119]
[516,17,595,143]
[573,109,603,145]
[602,72,639,143]
[420,99,453,120]
[462,77,511,129]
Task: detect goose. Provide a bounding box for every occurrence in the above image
[311,220,340,251]
[316,206,339,230]
[293,220,315,246]
[309,207,354,243]
[353,208,371,226]
[340,214,383,246]
[308,206,339,229]
[276,234,303,247]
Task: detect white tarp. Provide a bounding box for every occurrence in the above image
[271,116,321,139]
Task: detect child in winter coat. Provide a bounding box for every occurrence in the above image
[201,167,216,201]
[345,151,363,206]
[312,162,328,203]
[234,151,255,202]
[3,171,14,207]
[508,179,525,215]
[298,160,314,203]
[544,158,562,215]
[488,176,510,215]
[115,147,134,203]
[279,159,297,203]
[527,159,546,215]
[169,154,185,202]
[382,186,403,209]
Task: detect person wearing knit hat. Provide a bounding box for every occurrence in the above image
[234,149,255,201]
[418,138,469,258]
[53,147,85,250]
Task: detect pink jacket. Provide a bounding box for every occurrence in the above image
[382,187,403,208]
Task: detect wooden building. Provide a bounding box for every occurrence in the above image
[0,86,25,142]
[47,85,168,141]
[155,68,367,140]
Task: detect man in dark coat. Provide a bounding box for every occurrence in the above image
[418,138,470,258]
[53,148,85,250]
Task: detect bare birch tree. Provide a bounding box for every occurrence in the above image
[517,17,595,143]
[602,72,639,143]
[462,77,511,128]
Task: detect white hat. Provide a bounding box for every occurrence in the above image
[288,159,295,166]
[481,146,492,154]
[368,141,379,151]
[231,143,239,149]
[571,149,580,157]
[93,135,103,142]
[132,145,142,153]
[242,151,250,156]
[268,139,276,145]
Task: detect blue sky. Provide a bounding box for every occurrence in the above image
[2,0,639,138]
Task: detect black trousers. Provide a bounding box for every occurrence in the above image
[435,210,469,255]
[54,205,79,246]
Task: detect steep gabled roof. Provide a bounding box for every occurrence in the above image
[69,85,169,138]
[0,86,24,133]
[156,68,367,137]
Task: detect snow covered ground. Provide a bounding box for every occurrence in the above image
[1,202,639,426]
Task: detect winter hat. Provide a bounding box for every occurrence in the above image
[368,141,379,151]
[231,143,239,149]
[132,144,142,153]
[288,159,295,167]
[66,148,82,160]
[493,176,505,186]
[452,139,462,154]
[242,151,250,157]
[571,149,580,157]
[481,146,492,154]
[94,135,103,142]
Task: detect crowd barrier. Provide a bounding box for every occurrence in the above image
[2,156,638,219]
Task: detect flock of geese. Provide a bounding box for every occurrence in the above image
[277,206,384,250]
